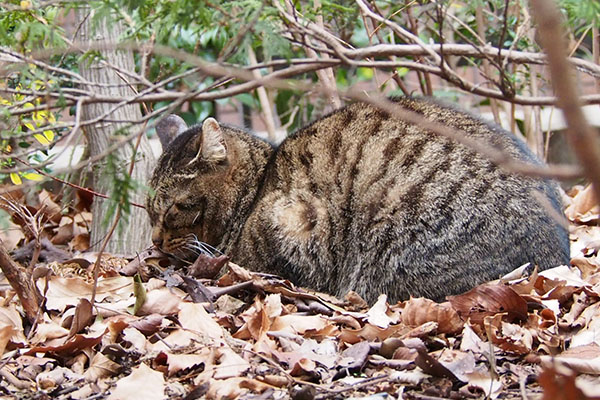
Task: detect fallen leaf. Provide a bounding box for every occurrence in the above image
[40,276,134,312]
[448,284,527,327]
[84,352,121,382]
[108,363,165,400]
[366,294,398,328]
[402,297,463,334]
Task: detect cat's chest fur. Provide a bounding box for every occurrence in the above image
[148,97,570,303]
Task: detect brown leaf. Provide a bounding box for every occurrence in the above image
[25,332,105,357]
[121,247,170,277]
[339,323,408,344]
[484,314,533,355]
[70,233,90,252]
[414,347,459,381]
[538,364,598,400]
[336,341,370,372]
[68,298,94,338]
[402,298,463,334]
[189,254,229,279]
[38,190,62,224]
[448,284,527,327]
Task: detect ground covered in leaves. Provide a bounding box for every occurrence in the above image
[0,185,600,399]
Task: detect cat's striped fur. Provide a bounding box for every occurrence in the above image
[148,97,570,303]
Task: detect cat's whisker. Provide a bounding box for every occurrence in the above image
[184,241,215,257]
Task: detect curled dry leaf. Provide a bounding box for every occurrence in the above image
[447,284,527,327]
[0,305,26,348]
[380,338,406,359]
[233,297,273,342]
[366,294,398,328]
[565,184,600,223]
[38,189,62,224]
[402,298,463,334]
[484,314,533,355]
[68,298,94,338]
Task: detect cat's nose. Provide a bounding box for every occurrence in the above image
[152,230,163,248]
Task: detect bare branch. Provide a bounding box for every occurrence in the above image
[530,0,600,201]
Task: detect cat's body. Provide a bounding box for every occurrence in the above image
[148,97,570,303]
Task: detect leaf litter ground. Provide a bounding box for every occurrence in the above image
[1,185,600,399]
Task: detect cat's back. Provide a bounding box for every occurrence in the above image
[260,97,569,301]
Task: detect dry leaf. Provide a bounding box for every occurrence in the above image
[366,294,398,328]
[40,276,134,312]
[565,184,600,223]
[108,363,165,400]
[448,284,527,327]
[165,351,209,376]
[484,314,533,355]
[402,298,463,334]
[84,352,121,382]
[136,287,185,316]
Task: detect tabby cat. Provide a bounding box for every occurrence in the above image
[147,97,570,303]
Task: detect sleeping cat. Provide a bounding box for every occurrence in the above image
[147,97,570,303]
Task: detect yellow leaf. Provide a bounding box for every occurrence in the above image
[43,130,54,142]
[20,1,32,10]
[21,172,44,181]
[10,173,22,185]
[24,122,35,131]
[33,134,50,146]
[33,111,45,123]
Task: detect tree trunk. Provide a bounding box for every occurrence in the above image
[76,7,155,254]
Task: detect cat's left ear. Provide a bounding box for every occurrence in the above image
[199,117,227,162]
[156,114,188,150]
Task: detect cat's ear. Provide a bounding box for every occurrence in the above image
[156,114,188,150]
[199,117,227,162]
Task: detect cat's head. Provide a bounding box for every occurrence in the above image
[147,115,265,261]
